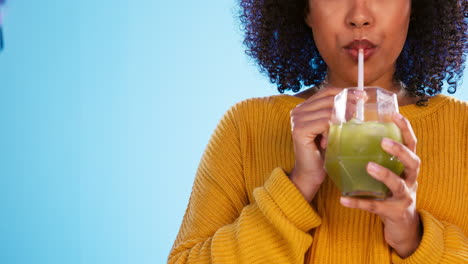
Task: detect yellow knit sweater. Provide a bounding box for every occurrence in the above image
[169,94,468,264]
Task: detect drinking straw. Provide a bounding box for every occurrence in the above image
[356,49,365,121]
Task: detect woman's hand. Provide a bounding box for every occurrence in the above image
[340,112,422,258]
[289,87,344,203]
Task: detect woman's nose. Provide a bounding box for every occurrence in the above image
[345,1,374,28]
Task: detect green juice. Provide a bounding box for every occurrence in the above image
[324,120,405,199]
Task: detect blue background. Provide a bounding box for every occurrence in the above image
[0,1,466,263]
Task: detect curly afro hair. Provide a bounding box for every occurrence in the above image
[239,0,468,102]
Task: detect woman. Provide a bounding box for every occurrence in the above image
[169,0,468,263]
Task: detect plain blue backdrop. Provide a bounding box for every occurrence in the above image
[0,1,466,263]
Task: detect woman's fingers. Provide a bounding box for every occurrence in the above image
[340,196,382,214]
[392,113,417,152]
[294,96,335,113]
[292,108,333,123]
[381,138,421,186]
[320,131,328,149]
[367,162,409,198]
[291,118,331,143]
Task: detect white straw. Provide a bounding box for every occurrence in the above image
[358,49,364,90]
[356,49,364,121]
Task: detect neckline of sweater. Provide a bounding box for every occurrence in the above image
[273,93,452,120]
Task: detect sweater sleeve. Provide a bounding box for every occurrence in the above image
[168,103,322,263]
[391,210,468,264]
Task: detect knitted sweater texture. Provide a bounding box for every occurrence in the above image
[169,94,468,263]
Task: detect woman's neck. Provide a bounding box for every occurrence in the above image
[325,71,401,93]
[294,77,421,106]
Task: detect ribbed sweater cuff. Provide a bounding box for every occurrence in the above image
[264,167,322,232]
[391,210,444,264]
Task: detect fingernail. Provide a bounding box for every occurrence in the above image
[382,138,393,149]
[367,162,380,173]
[394,112,404,120]
[340,197,351,206]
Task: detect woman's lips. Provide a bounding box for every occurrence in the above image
[344,47,377,61]
[343,39,378,61]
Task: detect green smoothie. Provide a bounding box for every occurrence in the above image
[324,120,405,199]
